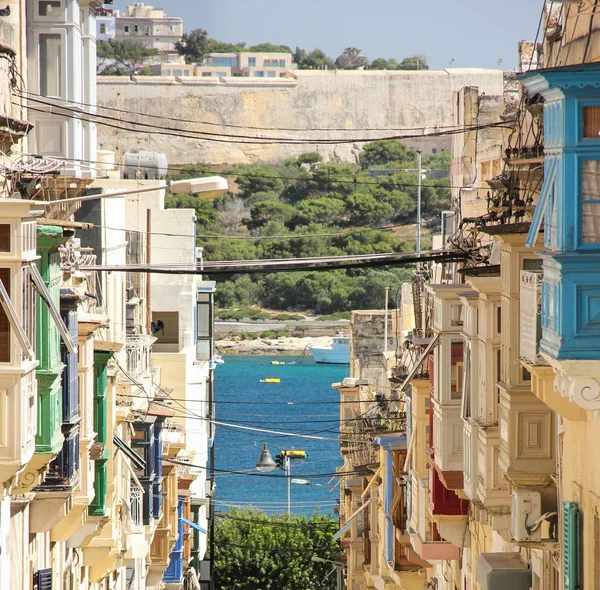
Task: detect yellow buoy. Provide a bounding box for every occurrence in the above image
[262,378,281,383]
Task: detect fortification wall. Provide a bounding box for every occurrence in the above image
[96,69,505,166]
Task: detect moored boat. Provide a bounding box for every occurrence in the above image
[309,336,350,364]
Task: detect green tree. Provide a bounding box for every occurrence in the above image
[164,193,219,229]
[423,151,451,169]
[294,197,346,225]
[248,42,292,53]
[293,47,335,70]
[335,47,368,70]
[212,507,343,590]
[206,39,247,53]
[297,152,323,165]
[359,140,417,169]
[235,167,285,200]
[398,54,429,70]
[96,40,158,75]
[247,201,296,229]
[346,192,394,225]
[176,28,209,64]
[369,58,389,70]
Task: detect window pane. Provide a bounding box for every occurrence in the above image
[196,303,210,337]
[582,203,600,243]
[583,160,600,201]
[583,106,600,138]
[0,268,10,362]
[196,339,211,361]
[0,225,10,252]
[39,1,62,16]
[39,34,62,97]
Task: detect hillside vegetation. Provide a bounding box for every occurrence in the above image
[166,141,450,313]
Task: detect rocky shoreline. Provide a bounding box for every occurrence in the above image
[216,335,332,356]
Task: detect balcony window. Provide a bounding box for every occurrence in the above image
[280,59,286,68]
[124,25,129,33]
[248,57,256,67]
[196,292,214,361]
[39,34,63,97]
[581,160,600,243]
[38,1,63,17]
[0,268,10,362]
[254,71,265,78]
[583,106,600,138]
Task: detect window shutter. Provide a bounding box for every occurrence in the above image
[33,568,52,590]
[563,501,581,590]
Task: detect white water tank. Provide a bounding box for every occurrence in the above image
[122,150,168,180]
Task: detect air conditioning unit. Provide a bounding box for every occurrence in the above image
[511,489,542,542]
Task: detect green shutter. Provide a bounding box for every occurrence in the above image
[563,501,581,590]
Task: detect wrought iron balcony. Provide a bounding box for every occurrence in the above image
[520,271,544,365]
[125,334,153,378]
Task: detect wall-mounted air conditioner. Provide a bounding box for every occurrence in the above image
[511,488,541,542]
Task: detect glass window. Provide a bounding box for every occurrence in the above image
[248,57,256,67]
[99,23,106,34]
[202,72,212,77]
[583,106,600,138]
[0,268,10,362]
[173,70,182,77]
[582,160,600,243]
[39,33,62,97]
[0,225,10,252]
[279,59,286,68]
[268,71,276,78]
[39,1,63,17]
[196,293,214,361]
[208,57,237,67]
[254,71,264,77]
[124,25,129,33]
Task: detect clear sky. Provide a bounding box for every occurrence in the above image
[112,0,544,70]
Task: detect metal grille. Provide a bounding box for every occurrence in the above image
[33,568,53,590]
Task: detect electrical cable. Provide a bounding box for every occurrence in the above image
[17,93,513,145]
[17,88,511,134]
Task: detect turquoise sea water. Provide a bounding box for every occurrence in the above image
[214,355,348,517]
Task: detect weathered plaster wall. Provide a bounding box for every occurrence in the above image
[97,69,505,166]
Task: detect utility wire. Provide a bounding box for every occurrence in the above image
[18,93,513,145]
[17,88,508,133]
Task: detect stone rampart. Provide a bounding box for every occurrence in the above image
[97,68,505,166]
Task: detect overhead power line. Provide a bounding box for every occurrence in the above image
[18,88,501,133]
[19,97,513,146]
[83,249,469,276]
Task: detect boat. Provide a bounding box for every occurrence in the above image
[280,449,307,459]
[261,378,281,383]
[309,335,350,365]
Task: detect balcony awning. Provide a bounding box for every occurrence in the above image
[113,434,146,471]
[0,278,34,359]
[333,499,372,541]
[398,333,440,393]
[182,516,207,534]
[526,156,557,248]
[29,262,77,354]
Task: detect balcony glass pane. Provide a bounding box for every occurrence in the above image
[39,34,62,97]
[39,1,63,17]
[583,106,600,138]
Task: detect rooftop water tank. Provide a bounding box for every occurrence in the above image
[122,150,168,180]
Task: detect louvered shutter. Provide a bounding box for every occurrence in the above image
[33,568,52,590]
[563,501,581,590]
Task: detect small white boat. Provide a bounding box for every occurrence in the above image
[310,336,350,365]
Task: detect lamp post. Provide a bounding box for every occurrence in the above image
[255,443,291,516]
[416,149,422,253]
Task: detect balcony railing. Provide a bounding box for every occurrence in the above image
[125,334,152,377]
[520,270,543,365]
[130,481,142,528]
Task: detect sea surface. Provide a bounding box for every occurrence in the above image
[214,355,348,517]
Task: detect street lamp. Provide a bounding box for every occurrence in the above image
[255,443,291,516]
[311,556,346,590]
